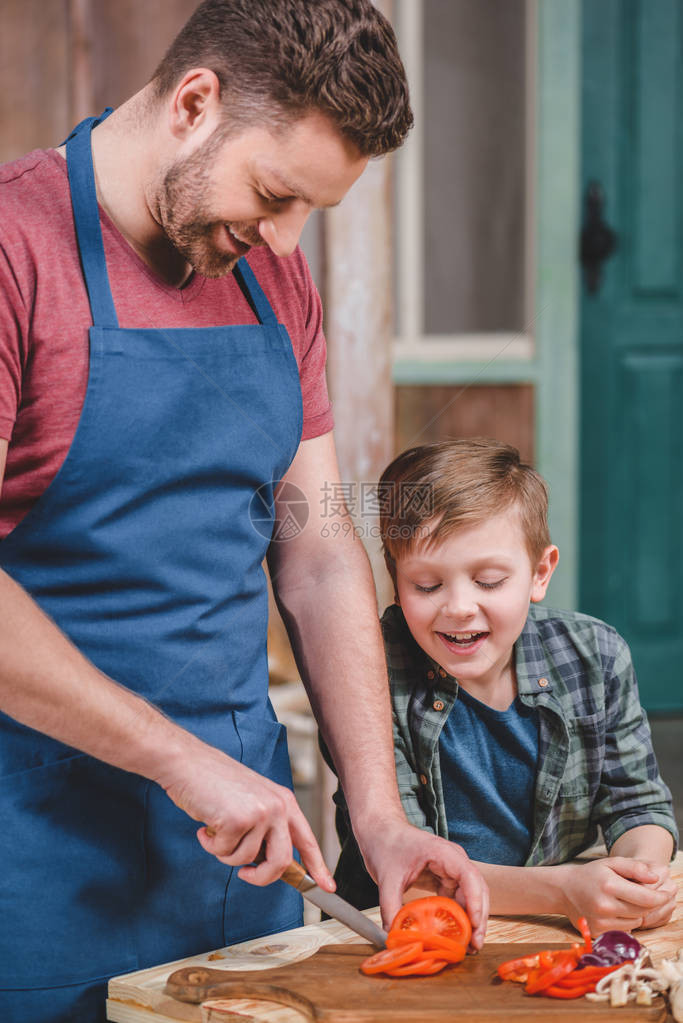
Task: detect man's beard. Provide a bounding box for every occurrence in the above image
[155,131,262,278]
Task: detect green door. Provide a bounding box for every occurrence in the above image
[579,0,683,711]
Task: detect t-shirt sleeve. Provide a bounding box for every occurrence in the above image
[292,252,334,441]
[0,235,28,442]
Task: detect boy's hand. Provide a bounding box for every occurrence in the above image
[563,857,675,934]
[357,819,489,949]
[637,861,678,929]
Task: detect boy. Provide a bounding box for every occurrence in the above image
[328,438,678,933]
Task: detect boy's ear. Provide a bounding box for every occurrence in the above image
[530,545,559,603]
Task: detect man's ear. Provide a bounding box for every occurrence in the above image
[530,545,559,603]
[168,68,222,140]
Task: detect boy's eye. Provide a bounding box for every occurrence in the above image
[415,583,441,594]
[476,578,506,590]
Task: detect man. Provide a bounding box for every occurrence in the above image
[0,2,488,1020]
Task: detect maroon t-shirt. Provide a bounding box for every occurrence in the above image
[0,149,333,539]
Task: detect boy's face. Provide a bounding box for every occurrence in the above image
[394,509,558,700]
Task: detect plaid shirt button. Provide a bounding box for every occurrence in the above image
[433,700,445,711]
[538,677,549,687]
[419,774,428,785]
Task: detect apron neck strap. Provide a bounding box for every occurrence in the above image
[65,112,279,330]
[66,109,119,329]
[232,259,278,326]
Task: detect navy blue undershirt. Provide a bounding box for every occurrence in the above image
[438,685,539,865]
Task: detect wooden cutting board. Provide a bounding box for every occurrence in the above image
[165,943,667,1022]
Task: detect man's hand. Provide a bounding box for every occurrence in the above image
[562,856,675,933]
[358,818,489,949]
[157,737,335,891]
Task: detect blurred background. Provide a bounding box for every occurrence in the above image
[1,0,680,864]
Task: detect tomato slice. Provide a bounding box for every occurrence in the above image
[390,896,472,950]
[360,941,424,976]
[386,929,466,962]
[385,956,449,977]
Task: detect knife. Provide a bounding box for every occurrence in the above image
[279,859,387,948]
[203,830,388,948]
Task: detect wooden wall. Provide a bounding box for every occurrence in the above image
[395,383,535,463]
[0,0,195,162]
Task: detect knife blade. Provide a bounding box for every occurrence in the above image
[280,859,387,948]
[203,829,388,949]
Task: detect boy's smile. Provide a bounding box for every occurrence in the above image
[395,509,558,707]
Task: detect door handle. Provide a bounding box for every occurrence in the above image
[580,181,618,294]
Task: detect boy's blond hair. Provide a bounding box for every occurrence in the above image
[379,438,551,587]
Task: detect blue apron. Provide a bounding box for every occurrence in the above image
[0,112,303,1022]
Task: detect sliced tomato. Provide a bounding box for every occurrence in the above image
[386,929,466,962]
[360,941,424,976]
[390,896,472,950]
[385,956,449,977]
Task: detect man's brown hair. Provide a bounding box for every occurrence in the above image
[379,438,552,586]
[151,0,413,156]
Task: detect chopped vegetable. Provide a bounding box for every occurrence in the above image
[578,929,642,968]
[391,896,472,950]
[496,917,632,1001]
[359,896,470,979]
[360,941,424,975]
[385,956,449,977]
[496,953,540,984]
[386,929,467,963]
[525,950,581,993]
[587,948,683,1019]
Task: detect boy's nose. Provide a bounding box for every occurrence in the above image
[258,201,311,257]
[441,588,477,620]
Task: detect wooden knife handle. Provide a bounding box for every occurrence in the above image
[279,858,316,892]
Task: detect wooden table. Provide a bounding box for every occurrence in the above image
[107,852,683,1023]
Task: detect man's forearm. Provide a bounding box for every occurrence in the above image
[0,567,192,782]
[272,536,405,832]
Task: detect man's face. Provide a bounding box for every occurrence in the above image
[394,510,557,702]
[152,110,368,277]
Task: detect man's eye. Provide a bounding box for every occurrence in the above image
[415,583,441,593]
[259,190,288,205]
[476,579,505,590]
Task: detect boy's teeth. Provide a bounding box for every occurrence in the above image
[444,631,481,642]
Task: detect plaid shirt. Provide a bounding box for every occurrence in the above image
[326,603,678,908]
[385,602,678,863]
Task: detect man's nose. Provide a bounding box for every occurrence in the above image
[258,201,311,257]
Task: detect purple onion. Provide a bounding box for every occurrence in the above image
[577,930,642,968]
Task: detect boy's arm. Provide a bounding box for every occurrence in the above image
[590,634,679,852]
[472,850,676,934]
[482,633,678,934]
